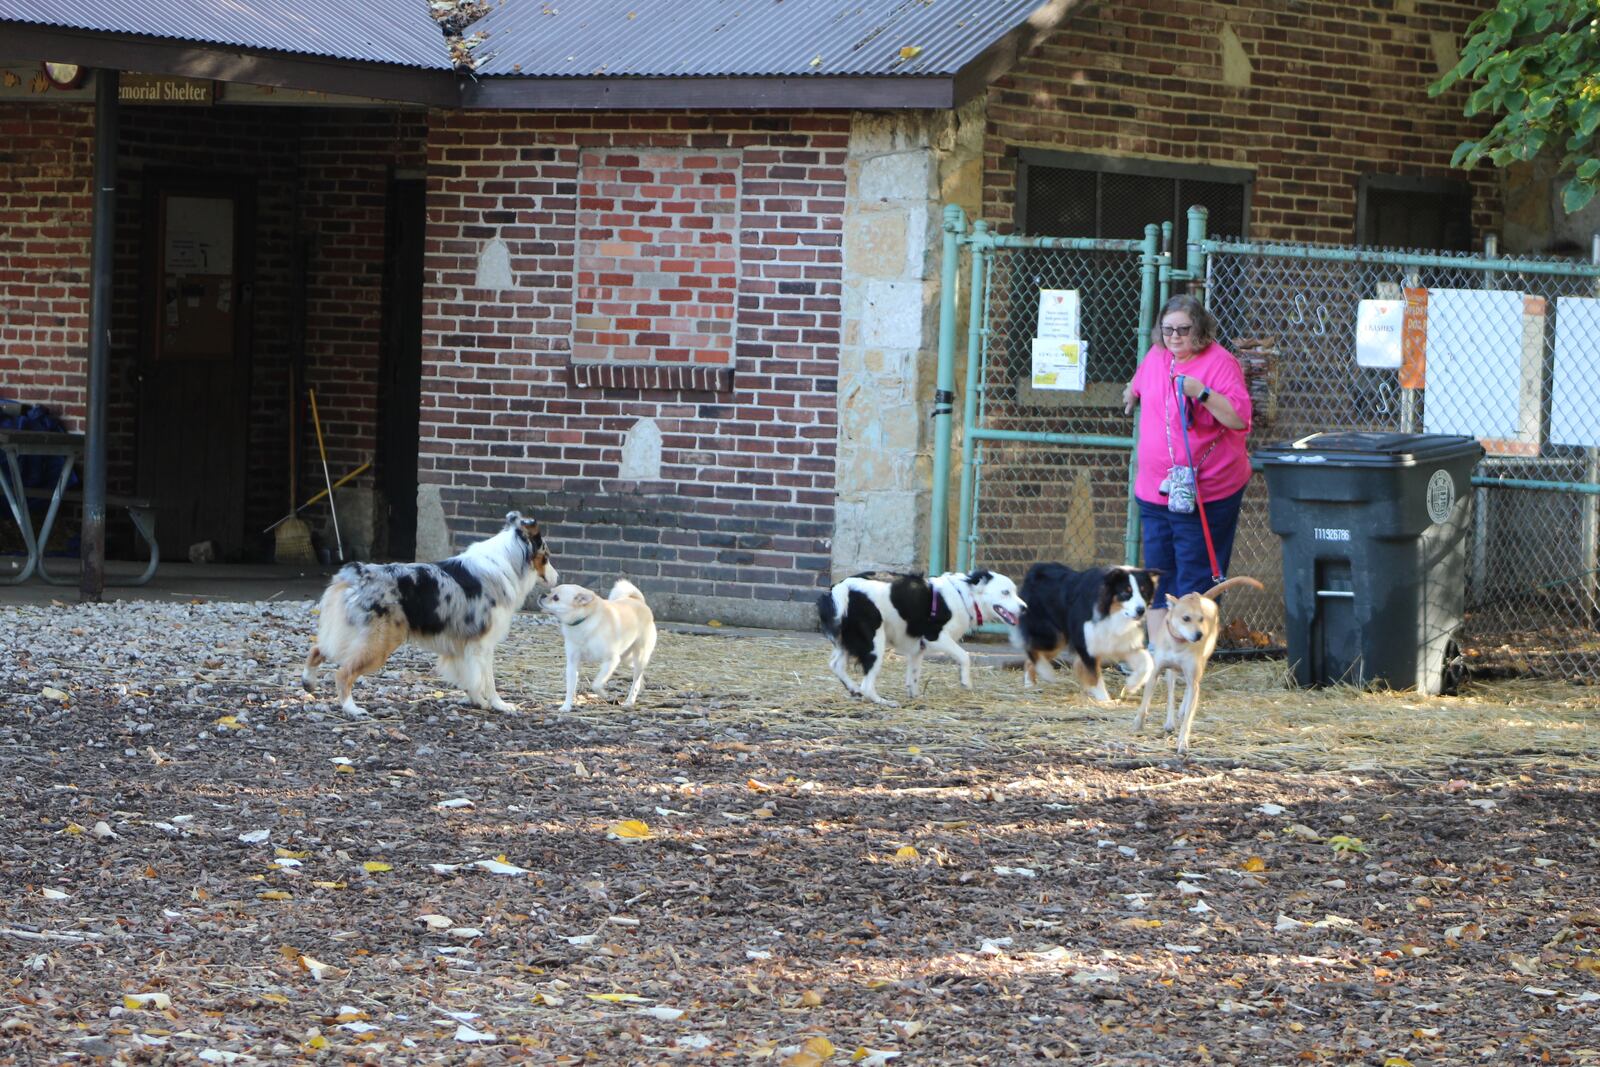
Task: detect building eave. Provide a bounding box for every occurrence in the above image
[2,23,459,107]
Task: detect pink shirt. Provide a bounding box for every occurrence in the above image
[1130,341,1253,505]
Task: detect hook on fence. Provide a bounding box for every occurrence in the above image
[1291,293,1329,335]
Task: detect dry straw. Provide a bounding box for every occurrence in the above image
[499,626,1600,774]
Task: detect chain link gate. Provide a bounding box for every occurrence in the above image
[929,209,1164,592]
[932,205,1600,681]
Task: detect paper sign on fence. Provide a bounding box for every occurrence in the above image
[1031,338,1086,391]
[1355,299,1404,369]
[1037,289,1080,341]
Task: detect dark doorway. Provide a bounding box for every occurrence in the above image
[377,177,425,561]
[138,174,254,559]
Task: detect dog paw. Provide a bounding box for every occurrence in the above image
[490,698,517,713]
[557,701,574,713]
[339,700,368,718]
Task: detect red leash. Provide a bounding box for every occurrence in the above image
[1175,375,1223,585]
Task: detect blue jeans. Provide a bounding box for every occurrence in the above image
[1138,486,1246,600]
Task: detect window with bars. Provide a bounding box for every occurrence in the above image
[1356,174,1473,252]
[1013,150,1253,380]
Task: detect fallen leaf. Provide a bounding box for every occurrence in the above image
[418,914,452,931]
[122,993,172,1011]
[473,856,529,876]
[606,820,654,842]
[238,829,270,844]
[896,45,922,60]
[586,992,651,1004]
[362,861,393,873]
[454,1023,497,1042]
[893,846,919,863]
[1242,856,1267,872]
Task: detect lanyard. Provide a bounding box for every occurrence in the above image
[1162,355,1218,472]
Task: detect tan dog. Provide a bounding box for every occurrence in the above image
[1131,576,1264,754]
[538,579,657,712]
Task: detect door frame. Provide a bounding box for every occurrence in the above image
[137,169,256,557]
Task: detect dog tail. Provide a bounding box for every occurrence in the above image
[816,585,844,639]
[1204,575,1264,600]
[311,577,363,666]
[607,578,646,602]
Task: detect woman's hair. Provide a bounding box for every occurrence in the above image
[1156,294,1217,348]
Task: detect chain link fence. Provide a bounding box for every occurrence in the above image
[1206,240,1600,681]
[939,209,1600,682]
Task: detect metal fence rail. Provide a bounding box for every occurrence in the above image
[931,206,1600,680]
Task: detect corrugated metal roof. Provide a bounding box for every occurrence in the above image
[469,0,1055,78]
[0,0,451,69]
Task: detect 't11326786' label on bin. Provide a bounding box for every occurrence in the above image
[1314,528,1351,541]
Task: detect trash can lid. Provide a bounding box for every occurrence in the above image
[1254,431,1485,467]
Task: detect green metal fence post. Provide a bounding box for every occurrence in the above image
[1159,220,1174,306]
[1124,223,1161,565]
[1186,205,1208,298]
[928,204,966,576]
[954,220,990,574]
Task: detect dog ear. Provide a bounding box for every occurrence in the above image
[1165,593,1179,607]
[573,590,594,606]
[505,510,522,527]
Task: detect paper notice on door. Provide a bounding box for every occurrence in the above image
[1031,338,1086,391]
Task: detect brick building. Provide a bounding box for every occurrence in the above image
[1,0,1515,625]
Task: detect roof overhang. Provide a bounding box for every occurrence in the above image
[460,74,958,110]
[2,22,458,107]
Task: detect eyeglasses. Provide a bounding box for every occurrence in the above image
[1160,324,1193,337]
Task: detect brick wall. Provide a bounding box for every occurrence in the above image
[0,105,94,426]
[985,0,1501,242]
[421,112,846,623]
[297,110,428,510]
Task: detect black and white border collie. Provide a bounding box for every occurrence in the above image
[817,569,1026,705]
[1012,563,1158,702]
[302,512,559,716]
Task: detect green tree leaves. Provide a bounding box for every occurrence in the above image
[1432,0,1600,213]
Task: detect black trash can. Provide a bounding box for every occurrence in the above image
[1253,431,1484,694]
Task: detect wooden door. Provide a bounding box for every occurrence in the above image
[138,177,253,559]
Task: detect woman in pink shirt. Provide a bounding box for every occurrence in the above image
[1122,294,1252,625]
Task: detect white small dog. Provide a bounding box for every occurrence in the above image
[538,579,658,712]
[1132,575,1264,754]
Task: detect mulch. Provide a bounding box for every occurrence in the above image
[2,606,1599,1065]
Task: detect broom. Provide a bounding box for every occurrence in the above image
[274,365,316,563]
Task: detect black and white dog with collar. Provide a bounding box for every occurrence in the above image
[817,569,1026,705]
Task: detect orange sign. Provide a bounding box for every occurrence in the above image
[1399,287,1428,389]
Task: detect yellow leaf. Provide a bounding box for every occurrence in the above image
[333,1009,367,1023]
[800,989,823,1007]
[585,992,651,1004]
[1242,856,1267,872]
[784,1037,837,1067]
[64,822,86,835]
[214,715,240,729]
[897,45,922,61]
[42,686,69,702]
[606,820,654,841]
[304,1035,328,1050]
[706,619,722,627]
[362,861,392,873]
[312,880,346,890]
[747,778,774,792]
[1383,1058,1414,1067]
[275,848,310,859]
[260,993,290,1005]
[893,846,920,863]
[1116,918,1163,929]
[809,54,823,67]
[122,993,171,1011]
[335,764,355,775]
[906,745,920,755]
[257,891,292,901]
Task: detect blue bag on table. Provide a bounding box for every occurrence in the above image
[0,399,82,491]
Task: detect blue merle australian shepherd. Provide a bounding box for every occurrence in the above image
[302,512,558,715]
[817,570,1025,705]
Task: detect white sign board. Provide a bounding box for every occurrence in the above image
[1037,289,1080,340]
[1355,299,1404,369]
[1551,296,1600,448]
[1031,338,1086,391]
[1422,288,1524,439]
